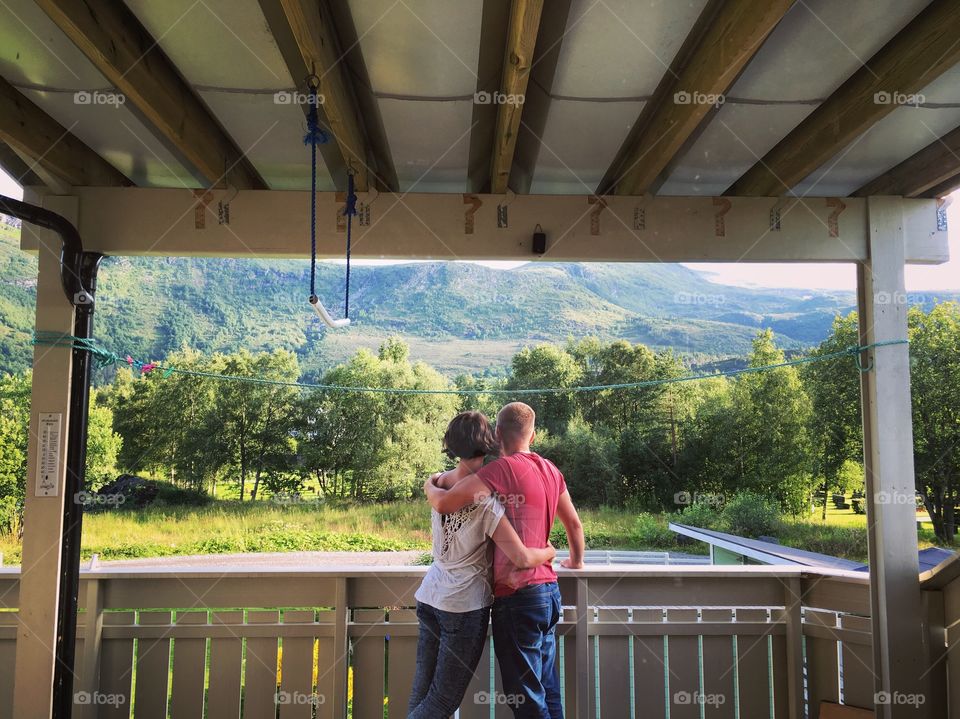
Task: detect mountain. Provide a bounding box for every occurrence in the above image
[1,221,957,377]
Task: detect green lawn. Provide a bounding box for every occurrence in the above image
[0,496,949,566]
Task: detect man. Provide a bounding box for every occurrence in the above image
[424,402,585,718]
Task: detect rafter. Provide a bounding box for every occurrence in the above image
[489,0,544,194]
[264,0,381,192]
[854,124,960,198]
[34,0,266,190]
[602,0,795,197]
[0,75,129,188]
[729,0,960,197]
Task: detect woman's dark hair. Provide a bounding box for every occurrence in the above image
[443,411,497,460]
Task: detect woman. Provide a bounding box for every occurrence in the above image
[408,411,555,718]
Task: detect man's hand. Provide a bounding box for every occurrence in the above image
[560,557,584,569]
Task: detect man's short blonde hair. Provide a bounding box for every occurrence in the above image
[496,402,536,444]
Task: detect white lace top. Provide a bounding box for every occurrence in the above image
[415,494,505,612]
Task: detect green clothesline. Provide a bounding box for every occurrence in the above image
[31,332,908,396]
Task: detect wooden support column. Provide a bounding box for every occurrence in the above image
[857,196,929,718]
[11,195,77,718]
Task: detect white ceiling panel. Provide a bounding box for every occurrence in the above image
[550,0,708,98]
[378,99,471,191]
[530,100,642,193]
[349,0,482,97]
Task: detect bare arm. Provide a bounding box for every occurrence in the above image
[491,517,556,569]
[555,490,585,569]
[424,473,489,513]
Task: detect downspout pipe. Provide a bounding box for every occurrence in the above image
[0,194,104,719]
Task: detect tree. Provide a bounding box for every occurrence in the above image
[0,372,29,534]
[84,400,123,490]
[910,303,960,542]
[804,313,862,517]
[508,344,583,435]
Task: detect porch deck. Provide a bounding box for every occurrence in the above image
[1,561,956,719]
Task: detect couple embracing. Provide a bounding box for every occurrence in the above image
[408,402,585,719]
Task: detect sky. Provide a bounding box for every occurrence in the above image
[1,167,957,292]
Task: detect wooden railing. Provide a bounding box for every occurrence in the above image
[0,563,944,718]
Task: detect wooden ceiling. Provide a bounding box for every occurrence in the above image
[1,0,959,199]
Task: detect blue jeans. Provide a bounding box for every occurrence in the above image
[408,601,490,718]
[491,582,564,718]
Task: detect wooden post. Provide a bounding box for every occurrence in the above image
[332,577,348,718]
[12,195,77,718]
[76,578,103,719]
[858,196,929,718]
[575,577,591,719]
[783,578,804,719]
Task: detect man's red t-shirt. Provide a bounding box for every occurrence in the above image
[477,452,566,597]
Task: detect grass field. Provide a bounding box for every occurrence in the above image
[0,496,948,566]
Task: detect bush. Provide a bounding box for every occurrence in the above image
[155,482,211,507]
[721,492,781,537]
[630,513,675,549]
[675,499,721,530]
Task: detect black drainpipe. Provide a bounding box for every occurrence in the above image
[0,195,103,719]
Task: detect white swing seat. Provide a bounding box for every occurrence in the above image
[309,296,351,328]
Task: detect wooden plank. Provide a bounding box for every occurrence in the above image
[597,608,631,718]
[855,123,960,198]
[386,608,418,718]
[268,0,374,191]
[331,580,347,719]
[838,615,874,711]
[351,610,386,719]
[75,579,103,719]
[242,611,279,719]
[804,612,840,716]
[859,197,929,714]
[735,609,773,719]
[0,613,17,719]
[0,141,46,187]
[313,609,337,719]
[33,0,265,190]
[28,187,950,265]
[0,76,129,188]
[604,0,796,196]
[133,611,172,719]
[782,579,804,719]
[819,702,875,718]
[207,611,243,719]
[489,0,544,194]
[96,611,136,719]
[771,635,789,719]
[575,579,591,719]
[562,609,579,718]
[729,0,960,196]
[170,612,208,719]
[701,609,735,719]
[279,610,316,719]
[633,609,666,719]
[667,609,699,719]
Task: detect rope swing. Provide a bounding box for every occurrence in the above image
[303,76,352,329]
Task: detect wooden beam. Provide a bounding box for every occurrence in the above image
[919,174,960,199]
[729,0,960,197]
[603,0,795,197]
[855,124,960,197]
[18,188,948,265]
[0,76,129,187]
[0,142,44,187]
[268,0,377,191]
[489,0,544,194]
[467,0,511,193]
[34,0,266,190]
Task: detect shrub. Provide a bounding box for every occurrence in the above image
[630,513,675,549]
[676,499,721,530]
[721,492,781,537]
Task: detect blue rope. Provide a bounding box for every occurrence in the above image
[344,172,356,318]
[303,85,328,301]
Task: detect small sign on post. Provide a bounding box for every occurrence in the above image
[36,412,62,497]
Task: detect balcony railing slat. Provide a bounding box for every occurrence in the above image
[133,611,172,719]
[98,612,135,718]
[385,609,418,717]
[597,608,630,718]
[0,612,15,719]
[243,611,280,718]
[207,611,243,719]
[701,608,736,719]
[734,609,773,719]
[838,614,875,709]
[667,608,699,719]
[170,612,208,719]
[804,610,841,714]
[279,610,318,719]
[351,609,386,719]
